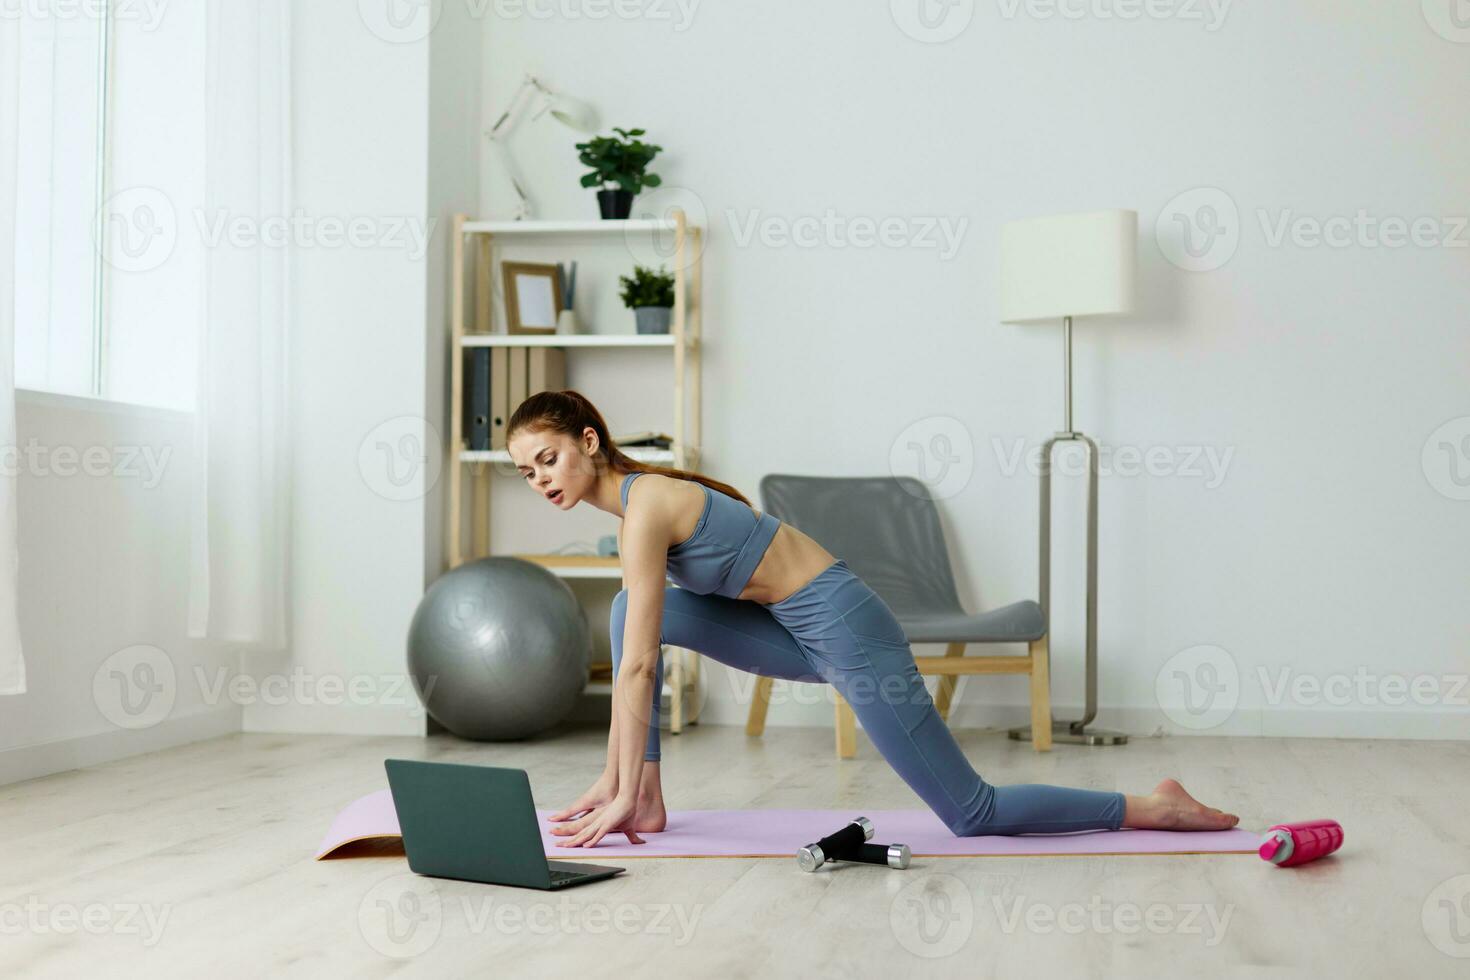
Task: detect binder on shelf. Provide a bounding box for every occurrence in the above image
[527,347,565,396]
[508,347,528,425]
[467,349,491,451]
[489,347,510,449]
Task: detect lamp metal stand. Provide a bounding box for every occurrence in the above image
[1008,315,1129,746]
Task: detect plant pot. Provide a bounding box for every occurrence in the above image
[597,188,634,220]
[633,306,672,334]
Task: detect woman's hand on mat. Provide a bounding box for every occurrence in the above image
[550,795,667,837]
[547,772,618,823]
[552,795,645,849]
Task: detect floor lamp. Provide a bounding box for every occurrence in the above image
[999,209,1137,746]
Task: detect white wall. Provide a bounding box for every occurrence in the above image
[480,2,1470,739]
[237,2,444,736]
[0,393,239,785]
[427,0,485,587]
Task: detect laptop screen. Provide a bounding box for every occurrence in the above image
[385,759,552,888]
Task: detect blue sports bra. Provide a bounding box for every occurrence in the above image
[619,472,781,599]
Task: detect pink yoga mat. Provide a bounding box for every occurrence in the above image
[315,789,1261,860]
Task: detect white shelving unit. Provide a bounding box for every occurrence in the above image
[461,218,682,236]
[461,334,681,347]
[460,446,674,465]
[445,210,704,732]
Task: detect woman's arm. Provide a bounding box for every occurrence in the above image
[557,490,668,847]
[599,522,630,781]
[602,686,621,779]
[609,504,667,806]
[589,520,635,786]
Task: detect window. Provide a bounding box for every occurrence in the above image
[13,8,107,398]
[14,1,203,412]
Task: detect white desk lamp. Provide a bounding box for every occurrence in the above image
[485,74,598,220]
[999,209,1137,746]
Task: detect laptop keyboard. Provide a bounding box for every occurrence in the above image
[549,869,582,882]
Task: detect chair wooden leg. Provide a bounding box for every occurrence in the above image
[835,694,856,759]
[745,675,774,736]
[1028,635,1053,752]
[667,647,684,735]
[688,649,701,725]
[933,642,966,722]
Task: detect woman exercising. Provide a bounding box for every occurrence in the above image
[507,390,1240,849]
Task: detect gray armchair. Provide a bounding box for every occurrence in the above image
[745,474,1053,757]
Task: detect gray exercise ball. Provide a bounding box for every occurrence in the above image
[407,557,591,740]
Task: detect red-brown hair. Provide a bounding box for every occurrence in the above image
[507,389,753,506]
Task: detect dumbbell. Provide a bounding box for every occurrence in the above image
[797,817,874,872]
[850,842,912,870]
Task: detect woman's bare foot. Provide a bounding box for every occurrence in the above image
[1122,778,1240,831]
[631,763,666,832]
[632,793,666,833]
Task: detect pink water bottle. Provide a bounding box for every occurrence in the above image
[1258,819,1343,867]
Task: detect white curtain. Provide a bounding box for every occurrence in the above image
[0,19,25,694]
[187,0,292,648]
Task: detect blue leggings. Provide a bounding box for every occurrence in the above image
[610,559,1126,836]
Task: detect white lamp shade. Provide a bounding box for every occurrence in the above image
[999,209,1137,323]
[547,94,598,133]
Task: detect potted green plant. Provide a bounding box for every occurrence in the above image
[618,265,676,334]
[575,127,663,219]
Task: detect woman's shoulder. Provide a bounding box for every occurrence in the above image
[623,470,695,505]
[622,471,709,523]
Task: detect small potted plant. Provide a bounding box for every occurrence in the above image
[618,265,675,334]
[575,127,663,219]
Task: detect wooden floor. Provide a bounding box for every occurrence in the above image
[3,723,1467,978]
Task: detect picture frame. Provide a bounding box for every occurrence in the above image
[501,261,563,335]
